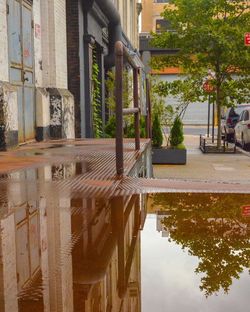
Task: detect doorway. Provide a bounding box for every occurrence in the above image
[7,0,35,143]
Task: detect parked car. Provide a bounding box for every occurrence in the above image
[234,108,250,150]
[221,104,250,142]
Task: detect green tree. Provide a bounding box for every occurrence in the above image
[152,193,250,296]
[170,116,184,146]
[151,0,250,148]
[152,114,163,147]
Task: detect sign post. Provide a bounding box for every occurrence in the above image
[203,78,214,140]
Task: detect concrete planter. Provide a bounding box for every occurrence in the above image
[152,147,187,165]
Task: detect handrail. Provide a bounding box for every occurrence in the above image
[122,108,140,115]
[115,41,141,176]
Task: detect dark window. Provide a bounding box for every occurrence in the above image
[154,0,169,3]
[155,19,172,32]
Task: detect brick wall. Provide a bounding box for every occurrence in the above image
[66,0,81,137]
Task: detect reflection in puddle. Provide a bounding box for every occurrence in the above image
[0,166,145,311]
[1,167,250,312]
[142,193,250,312]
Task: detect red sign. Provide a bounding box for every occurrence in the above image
[203,81,214,93]
[244,33,250,46]
[241,205,250,217]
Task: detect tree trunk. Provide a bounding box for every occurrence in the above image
[217,102,222,149]
[216,85,222,149]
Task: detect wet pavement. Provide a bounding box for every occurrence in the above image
[154,134,250,186]
[0,137,250,311]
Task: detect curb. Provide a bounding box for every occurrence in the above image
[236,146,250,158]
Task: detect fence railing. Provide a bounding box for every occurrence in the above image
[115,41,142,175]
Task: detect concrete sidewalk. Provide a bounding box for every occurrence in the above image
[153,134,250,185]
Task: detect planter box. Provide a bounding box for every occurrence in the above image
[152,147,187,165]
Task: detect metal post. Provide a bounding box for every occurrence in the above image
[112,196,125,298]
[146,78,152,139]
[212,99,215,143]
[133,68,140,150]
[207,94,210,137]
[115,41,124,175]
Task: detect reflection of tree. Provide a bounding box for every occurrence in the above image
[152,193,250,296]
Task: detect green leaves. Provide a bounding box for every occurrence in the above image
[151,0,250,147]
[152,193,250,296]
[170,116,184,146]
[92,50,103,138]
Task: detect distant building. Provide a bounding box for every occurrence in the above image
[140,0,210,125]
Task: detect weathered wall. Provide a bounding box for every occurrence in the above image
[0,82,18,150]
[33,0,43,87]
[0,0,9,82]
[0,215,18,312]
[41,0,68,89]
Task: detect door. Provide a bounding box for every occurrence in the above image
[235,111,244,142]
[8,0,35,143]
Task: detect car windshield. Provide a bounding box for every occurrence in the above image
[234,105,250,116]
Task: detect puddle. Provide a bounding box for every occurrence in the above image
[143,193,250,312]
[0,161,88,182]
[0,190,249,311]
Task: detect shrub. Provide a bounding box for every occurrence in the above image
[126,116,146,138]
[104,115,146,139]
[104,115,116,138]
[170,117,184,147]
[152,114,163,148]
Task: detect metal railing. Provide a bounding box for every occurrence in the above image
[115,41,141,176]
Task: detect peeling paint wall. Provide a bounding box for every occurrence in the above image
[0,82,18,149]
[0,0,9,82]
[48,88,75,139]
[62,91,75,139]
[36,88,50,127]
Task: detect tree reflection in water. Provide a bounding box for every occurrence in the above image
[152,193,250,297]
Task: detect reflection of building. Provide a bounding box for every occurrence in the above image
[72,195,144,311]
[0,163,147,311]
[156,211,170,237]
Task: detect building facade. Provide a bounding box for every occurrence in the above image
[0,0,143,150]
[66,0,142,138]
[141,0,169,34]
[0,0,75,150]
